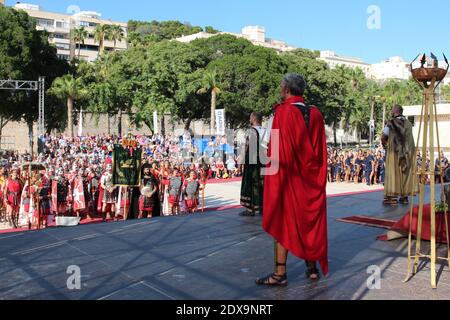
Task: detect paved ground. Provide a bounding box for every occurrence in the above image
[0,182,449,300]
[204,180,384,209]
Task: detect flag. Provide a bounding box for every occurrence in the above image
[78,108,83,137]
[215,109,226,136]
[153,111,159,134]
[112,144,142,186]
[51,180,58,212]
[73,178,85,211]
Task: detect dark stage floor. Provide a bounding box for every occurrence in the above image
[1,189,449,300]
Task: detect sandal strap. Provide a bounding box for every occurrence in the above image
[256,273,288,286]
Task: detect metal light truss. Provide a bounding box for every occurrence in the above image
[0,78,45,136]
[0,79,38,91]
[38,77,45,136]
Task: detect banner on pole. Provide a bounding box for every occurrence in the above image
[51,180,57,212]
[112,144,142,187]
[78,108,83,137]
[215,109,226,136]
[153,111,159,134]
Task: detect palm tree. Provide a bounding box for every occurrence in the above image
[72,27,88,59]
[109,25,124,51]
[350,106,370,143]
[197,69,221,135]
[94,24,111,55]
[442,84,450,102]
[49,74,86,137]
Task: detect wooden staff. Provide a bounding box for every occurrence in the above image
[28,164,31,230]
[123,187,128,220]
[201,176,206,213]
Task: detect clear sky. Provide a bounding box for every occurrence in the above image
[6,0,450,64]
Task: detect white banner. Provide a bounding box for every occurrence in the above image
[78,108,83,137]
[153,111,159,134]
[215,109,226,136]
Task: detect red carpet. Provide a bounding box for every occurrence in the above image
[378,205,450,244]
[206,177,242,184]
[336,216,396,229]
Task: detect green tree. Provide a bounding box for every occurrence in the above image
[0,6,70,152]
[204,26,219,34]
[125,41,208,134]
[197,69,221,135]
[49,74,87,137]
[442,84,450,102]
[72,27,88,59]
[204,44,284,128]
[127,20,203,45]
[281,50,350,145]
[109,25,125,50]
[94,24,111,55]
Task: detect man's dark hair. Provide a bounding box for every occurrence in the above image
[282,73,307,96]
[393,104,403,115]
[251,112,263,124]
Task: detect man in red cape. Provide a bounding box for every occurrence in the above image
[256,73,328,286]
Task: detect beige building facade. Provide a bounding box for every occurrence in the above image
[13,3,128,62]
[403,103,450,152]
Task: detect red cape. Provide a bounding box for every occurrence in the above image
[263,96,329,275]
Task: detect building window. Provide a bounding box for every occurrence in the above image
[55,21,69,29]
[54,33,67,39]
[57,54,70,61]
[37,18,54,29]
[77,21,97,27]
[55,43,70,50]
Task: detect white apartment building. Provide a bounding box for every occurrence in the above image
[318,50,372,76]
[370,56,410,81]
[176,25,296,53]
[318,51,415,82]
[13,2,128,62]
[443,74,450,86]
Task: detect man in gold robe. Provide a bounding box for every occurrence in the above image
[382,105,417,205]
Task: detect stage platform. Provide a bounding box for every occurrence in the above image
[1,189,450,300]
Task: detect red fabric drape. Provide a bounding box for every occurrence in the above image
[263,96,329,275]
[390,205,450,244]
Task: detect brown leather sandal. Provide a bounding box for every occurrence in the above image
[256,263,288,286]
[255,273,288,286]
[305,261,320,281]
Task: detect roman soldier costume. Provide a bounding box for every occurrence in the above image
[183,175,200,213]
[139,172,158,215]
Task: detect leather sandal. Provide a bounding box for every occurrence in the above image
[305,261,320,281]
[239,210,255,217]
[256,262,288,286]
[255,273,288,286]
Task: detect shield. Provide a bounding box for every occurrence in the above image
[141,186,153,197]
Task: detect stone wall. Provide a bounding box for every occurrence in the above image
[2,112,352,153]
[0,113,223,153]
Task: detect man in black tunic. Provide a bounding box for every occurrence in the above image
[239,112,266,217]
